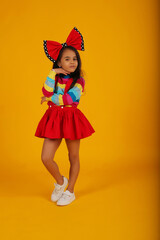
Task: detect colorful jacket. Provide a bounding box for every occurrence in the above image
[42,69,85,107]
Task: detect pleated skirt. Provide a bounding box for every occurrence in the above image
[35,104,95,140]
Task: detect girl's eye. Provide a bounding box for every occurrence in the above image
[65,58,77,61]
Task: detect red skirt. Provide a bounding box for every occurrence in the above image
[35,104,95,140]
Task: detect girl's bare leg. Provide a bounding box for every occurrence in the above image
[41,138,64,185]
[65,139,80,193]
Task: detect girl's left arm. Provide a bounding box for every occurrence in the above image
[46,77,85,105]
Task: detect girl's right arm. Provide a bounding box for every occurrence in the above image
[42,68,70,97]
[42,69,57,97]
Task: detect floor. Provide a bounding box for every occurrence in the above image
[0,160,159,240]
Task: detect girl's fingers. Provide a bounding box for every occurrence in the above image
[62,70,70,74]
[55,68,70,75]
[64,72,70,75]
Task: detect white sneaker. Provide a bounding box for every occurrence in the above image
[51,176,68,202]
[57,190,76,206]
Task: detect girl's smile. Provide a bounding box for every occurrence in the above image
[69,65,76,68]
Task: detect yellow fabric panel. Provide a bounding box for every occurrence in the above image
[44,83,54,92]
[58,94,64,105]
[74,83,83,93]
[46,97,52,101]
[48,70,56,79]
[56,82,66,89]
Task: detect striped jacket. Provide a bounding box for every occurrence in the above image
[42,69,85,107]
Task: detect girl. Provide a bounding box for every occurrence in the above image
[35,27,95,206]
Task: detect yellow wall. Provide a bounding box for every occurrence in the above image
[0,0,159,239]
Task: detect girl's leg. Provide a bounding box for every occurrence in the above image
[65,138,80,193]
[41,138,64,185]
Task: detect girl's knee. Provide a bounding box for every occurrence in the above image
[41,154,54,164]
[68,152,79,164]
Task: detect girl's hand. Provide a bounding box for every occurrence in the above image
[41,96,47,104]
[53,68,70,75]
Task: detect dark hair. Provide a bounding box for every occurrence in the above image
[52,46,84,91]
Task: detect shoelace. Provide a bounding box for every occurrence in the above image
[61,192,72,200]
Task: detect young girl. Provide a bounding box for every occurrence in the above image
[35,27,95,206]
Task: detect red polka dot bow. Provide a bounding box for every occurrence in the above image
[43,27,85,62]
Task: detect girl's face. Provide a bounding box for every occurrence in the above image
[58,49,78,73]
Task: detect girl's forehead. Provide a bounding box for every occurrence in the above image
[62,49,76,57]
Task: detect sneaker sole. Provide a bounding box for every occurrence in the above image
[57,195,76,206]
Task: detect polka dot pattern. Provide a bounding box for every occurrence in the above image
[62,42,68,47]
[74,27,85,51]
[43,40,56,62]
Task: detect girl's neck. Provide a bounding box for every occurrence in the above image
[59,73,71,78]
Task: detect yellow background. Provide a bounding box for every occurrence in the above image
[0,0,159,239]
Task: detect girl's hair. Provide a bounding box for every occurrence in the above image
[52,46,84,91]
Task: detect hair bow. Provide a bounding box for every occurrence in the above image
[43,27,85,62]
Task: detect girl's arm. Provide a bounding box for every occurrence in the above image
[42,69,57,97]
[46,77,85,105]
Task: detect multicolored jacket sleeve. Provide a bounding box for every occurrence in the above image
[46,77,85,106]
[42,70,56,97]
